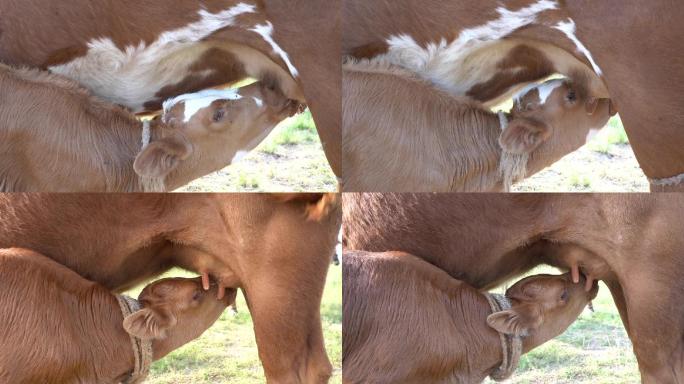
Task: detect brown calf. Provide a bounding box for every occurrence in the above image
[0,65,301,192]
[343,193,684,383]
[0,193,340,383]
[0,248,235,384]
[342,63,611,191]
[342,250,596,383]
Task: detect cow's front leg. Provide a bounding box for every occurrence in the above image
[605,279,630,333]
[242,254,333,384]
[621,274,684,383]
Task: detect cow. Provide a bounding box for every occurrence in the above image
[0,247,235,384]
[0,193,341,383]
[342,250,597,384]
[343,0,684,191]
[342,193,684,383]
[0,64,301,192]
[343,62,612,191]
[0,0,341,176]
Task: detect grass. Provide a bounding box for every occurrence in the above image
[512,113,648,192]
[587,115,629,153]
[260,112,319,153]
[124,265,342,384]
[178,109,337,192]
[484,266,639,384]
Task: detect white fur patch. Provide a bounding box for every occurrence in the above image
[536,79,564,104]
[379,0,559,95]
[162,89,242,122]
[250,22,299,77]
[554,19,603,76]
[514,79,563,105]
[49,3,257,112]
[252,97,263,107]
[649,172,684,187]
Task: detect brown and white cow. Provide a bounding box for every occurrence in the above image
[0,0,341,175]
[343,193,684,383]
[343,62,611,191]
[0,65,300,192]
[0,193,341,383]
[343,0,684,191]
[0,248,235,384]
[343,250,597,384]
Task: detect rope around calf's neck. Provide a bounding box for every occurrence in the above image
[484,293,522,381]
[141,120,151,150]
[116,295,153,384]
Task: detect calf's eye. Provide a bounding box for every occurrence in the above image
[565,90,577,102]
[192,290,202,301]
[213,109,225,122]
[560,289,569,302]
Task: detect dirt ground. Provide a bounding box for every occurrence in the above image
[513,116,649,192]
[513,143,648,192]
[176,112,338,192]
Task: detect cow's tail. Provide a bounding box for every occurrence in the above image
[273,193,340,222]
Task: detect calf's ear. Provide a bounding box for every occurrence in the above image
[486,303,543,336]
[134,134,193,178]
[123,307,178,340]
[499,118,551,154]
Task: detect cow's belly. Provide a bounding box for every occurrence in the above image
[359,1,607,105]
[369,37,606,107]
[49,42,223,113]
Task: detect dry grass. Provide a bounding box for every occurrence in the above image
[176,110,337,192]
[512,115,648,192]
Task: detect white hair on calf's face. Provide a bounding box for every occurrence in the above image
[536,79,564,104]
[162,89,243,123]
[513,79,564,106]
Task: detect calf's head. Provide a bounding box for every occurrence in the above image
[487,273,597,352]
[133,78,304,184]
[499,77,613,169]
[123,277,237,358]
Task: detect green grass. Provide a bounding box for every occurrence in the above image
[567,171,592,188]
[260,112,319,153]
[124,265,342,383]
[587,115,629,153]
[484,266,639,384]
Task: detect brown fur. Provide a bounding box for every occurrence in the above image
[0,248,235,384]
[343,193,684,382]
[0,193,341,383]
[342,250,596,383]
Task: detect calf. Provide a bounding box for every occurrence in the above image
[0,248,236,384]
[0,65,302,192]
[342,62,612,191]
[343,250,597,384]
